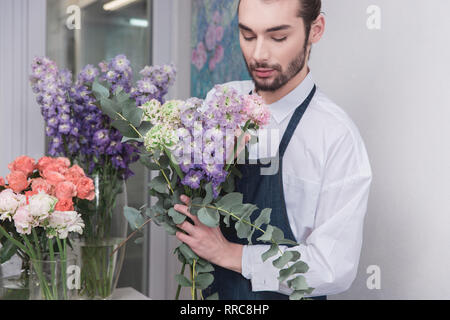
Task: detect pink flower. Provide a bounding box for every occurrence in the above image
[55,181,77,200]
[0,189,26,221]
[0,177,5,187]
[242,94,271,127]
[6,171,30,193]
[205,24,217,51]
[215,26,224,42]
[192,42,207,71]
[212,11,222,24]
[55,198,74,212]
[64,165,85,185]
[76,177,95,201]
[55,157,71,169]
[13,206,34,235]
[42,169,65,186]
[8,156,36,177]
[47,211,84,239]
[37,156,54,173]
[31,178,51,194]
[209,58,217,71]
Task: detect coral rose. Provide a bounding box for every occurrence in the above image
[64,165,86,185]
[55,181,77,200]
[6,171,30,193]
[56,157,71,169]
[76,177,95,201]
[31,178,51,193]
[8,156,36,177]
[42,169,65,186]
[55,198,74,211]
[37,156,54,173]
[0,176,5,187]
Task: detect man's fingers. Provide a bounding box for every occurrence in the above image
[180,195,191,205]
[177,221,195,235]
[176,231,193,246]
[174,204,199,224]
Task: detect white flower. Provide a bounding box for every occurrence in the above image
[47,211,85,239]
[13,206,34,235]
[0,189,26,222]
[28,191,58,222]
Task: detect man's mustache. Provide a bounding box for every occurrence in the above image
[250,63,282,72]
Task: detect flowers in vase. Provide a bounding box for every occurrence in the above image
[0,155,90,300]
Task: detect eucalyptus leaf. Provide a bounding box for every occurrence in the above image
[92,81,110,99]
[149,176,168,193]
[273,250,301,269]
[216,193,243,211]
[289,290,305,300]
[175,274,192,287]
[262,243,278,262]
[168,207,187,225]
[254,208,271,228]
[112,120,140,138]
[194,273,214,290]
[287,275,309,291]
[178,243,199,263]
[198,207,220,228]
[235,220,251,239]
[124,206,145,230]
[205,292,219,300]
[203,182,213,205]
[0,239,18,264]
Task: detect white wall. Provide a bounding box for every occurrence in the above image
[0,0,47,177]
[311,0,450,299]
[0,0,47,276]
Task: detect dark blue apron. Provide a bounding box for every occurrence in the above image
[203,85,326,300]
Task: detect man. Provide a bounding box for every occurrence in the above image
[174,0,372,300]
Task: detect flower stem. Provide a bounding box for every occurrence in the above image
[175,262,186,300]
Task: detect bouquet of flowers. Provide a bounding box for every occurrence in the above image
[97,83,314,300]
[28,55,177,299]
[0,156,90,300]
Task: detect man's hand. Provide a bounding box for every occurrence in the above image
[174,195,243,274]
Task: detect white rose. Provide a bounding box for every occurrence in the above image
[28,191,58,222]
[0,189,26,222]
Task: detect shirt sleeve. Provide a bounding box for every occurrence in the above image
[241,128,373,297]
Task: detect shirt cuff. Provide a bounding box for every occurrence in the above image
[241,244,282,292]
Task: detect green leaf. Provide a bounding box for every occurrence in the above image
[289,290,305,300]
[116,91,131,104]
[112,120,140,138]
[175,274,192,287]
[0,239,18,264]
[134,237,144,245]
[124,107,143,128]
[99,97,120,119]
[149,176,168,194]
[124,206,145,230]
[222,173,235,193]
[278,261,309,282]
[197,207,220,228]
[138,121,153,136]
[194,273,214,290]
[92,81,110,99]
[216,193,243,211]
[287,275,309,291]
[195,263,214,273]
[203,183,213,205]
[256,225,274,242]
[177,243,199,263]
[235,220,251,239]
[262,243,278,262]
[254,208,271,228]
[205,292,219,300]
[162,221,177,235]
[273,250,301,269]
[168,207,186,225]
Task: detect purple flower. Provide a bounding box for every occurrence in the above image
[78,64,99,84]
[181,170,204,189]
[93,129,110,147]
[111,54,130,72]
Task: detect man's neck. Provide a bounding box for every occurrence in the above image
[256,66,310,105]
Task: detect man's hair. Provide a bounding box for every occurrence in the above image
[238,0,322,37]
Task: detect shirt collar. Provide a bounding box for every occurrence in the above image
[251,71,316,124]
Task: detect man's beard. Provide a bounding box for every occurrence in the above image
[244,42,309,92]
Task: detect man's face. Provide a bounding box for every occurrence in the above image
[238,0,310,92]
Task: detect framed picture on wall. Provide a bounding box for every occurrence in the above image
[191,0,251,98]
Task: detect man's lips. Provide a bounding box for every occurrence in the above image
[254,68,275,78]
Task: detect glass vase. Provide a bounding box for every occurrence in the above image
[74,171,128,300]
[0,257,30,300]
[29,256,77,300]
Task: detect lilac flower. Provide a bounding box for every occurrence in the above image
[78,64,99,84]
[181,170,204,189]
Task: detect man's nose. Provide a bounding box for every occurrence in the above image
[252,38,270,62]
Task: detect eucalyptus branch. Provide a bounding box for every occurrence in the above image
[110,217,153,257]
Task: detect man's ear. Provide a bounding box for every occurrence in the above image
[310,14,326,45]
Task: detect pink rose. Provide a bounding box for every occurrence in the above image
[56,157,71,169]
[0,177,5,187]
[31,178,51,194]
[8,156,36,177]
[64,165,85,185]
[43,162,68,175]
[55,181,77,200]
[55,198,74,212]
[6,171,30,193]
[13,206,33,235]
[76,177,95,201]
[42,169,65,186]
[37,156,54,173]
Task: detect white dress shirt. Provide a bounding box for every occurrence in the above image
[204,72,373,297]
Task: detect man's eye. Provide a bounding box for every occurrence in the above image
[244,36,256,41]
[273,37,287,42]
